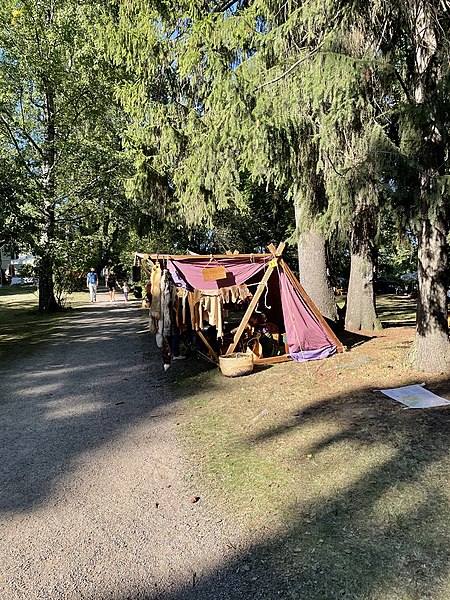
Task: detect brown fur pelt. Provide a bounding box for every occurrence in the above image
[150,263,162,319]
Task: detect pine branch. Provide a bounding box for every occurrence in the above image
[214,0,244,13]
[394,68,413,104]
[255,48,320,90]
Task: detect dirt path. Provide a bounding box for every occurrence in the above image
[0,292,255,600]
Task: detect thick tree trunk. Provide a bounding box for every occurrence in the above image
[345,195,381,331]
[38,255,58,311]
[411,4,450,371]
[295,203,337,321]
[413,185,449,371]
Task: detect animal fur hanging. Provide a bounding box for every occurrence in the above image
[155,268,164,348]
[150,263,162,319]
[149,262,162,336]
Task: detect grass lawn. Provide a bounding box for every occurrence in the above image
[0,285,90,365]
[338,293,417,325]
[2,287,448,598]
[169,294,450,600]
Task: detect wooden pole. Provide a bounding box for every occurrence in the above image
[225,262,277,356]
[225,242,285,356]
[144,252,273,260]
[196,329,219,362]
[268,242,285,256]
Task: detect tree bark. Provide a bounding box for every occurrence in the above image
[413,182,449,371]
[345,194,381,331]
[410,3,450,371]
[295,202,337,321]
[38,82,58,312]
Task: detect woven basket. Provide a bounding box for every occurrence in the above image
[219,352,254,377]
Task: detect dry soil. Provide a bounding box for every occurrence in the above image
[0,292,270,600]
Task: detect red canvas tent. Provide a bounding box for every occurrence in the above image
[138,244,343,364]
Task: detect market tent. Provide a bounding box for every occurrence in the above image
[278,264,342,361]
[139,245,343,364]
[168,255,270,291]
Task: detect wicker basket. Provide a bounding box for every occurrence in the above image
[219,352,254,377]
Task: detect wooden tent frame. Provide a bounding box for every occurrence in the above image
[137,243,344,365]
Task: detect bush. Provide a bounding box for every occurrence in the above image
[18,263,35,278]
[54,269,86,307]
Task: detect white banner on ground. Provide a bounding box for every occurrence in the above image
[380,384,450,409]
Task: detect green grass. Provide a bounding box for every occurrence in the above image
[170,304,450,600]
[0,286,89,365]
[336,294,417,324]
[376,294,417,324]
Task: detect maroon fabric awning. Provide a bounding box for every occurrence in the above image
[167,256,271,291]
[279,269,337,353]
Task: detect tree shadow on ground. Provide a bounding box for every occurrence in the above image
[382,320,416,328]
[339,329,375,349]
[325,317,375,350]
[2,304,449,599]
[111,376,450,599]
[0,304,220,514]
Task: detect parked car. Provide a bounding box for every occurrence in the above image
[10,276,38,285]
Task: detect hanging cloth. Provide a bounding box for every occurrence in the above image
[150,263,162,319]
[188,289,202,330]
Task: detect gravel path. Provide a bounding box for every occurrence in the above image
[0,292,267,600]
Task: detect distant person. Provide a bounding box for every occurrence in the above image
[86,268,98,302]
[106,271,117,302]
[121,280,130,302]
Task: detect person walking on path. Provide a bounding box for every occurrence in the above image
[121,280,130,302]
[86,268,98,302]
[106,271,118,302]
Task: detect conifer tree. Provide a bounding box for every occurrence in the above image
[356,0,450,370]
[104,1,340,317]
[106,0,450,370]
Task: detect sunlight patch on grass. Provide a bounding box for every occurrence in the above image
[376,294,417,323]
[0,287,78,365]
[181,385,399,533]
[182,396,293,528]
[174,334,450,599]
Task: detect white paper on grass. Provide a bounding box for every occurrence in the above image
[380,384,450,409]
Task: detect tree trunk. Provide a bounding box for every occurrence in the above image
[410,4,450,371]
[295,202,337,321]
[412,183,449,371]
[38,82,58,312]
[345,195,381,331]
[38,254,58,311]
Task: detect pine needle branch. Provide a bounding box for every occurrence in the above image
[255,47,320,90]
